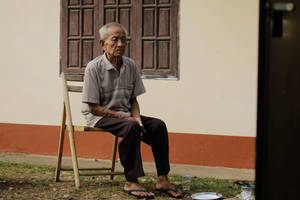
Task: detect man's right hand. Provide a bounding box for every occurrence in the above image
[124,116,147,136]
[123,116,136,121]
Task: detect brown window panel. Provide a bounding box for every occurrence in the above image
[60,0,179,79]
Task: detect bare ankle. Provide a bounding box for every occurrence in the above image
[157,175,168,182]
[126,179,138,184]
[124,180,144,189]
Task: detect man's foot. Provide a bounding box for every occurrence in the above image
[124,181,155,199]
[155,175,183,199]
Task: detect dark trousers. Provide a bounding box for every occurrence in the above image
[95,115,170,181]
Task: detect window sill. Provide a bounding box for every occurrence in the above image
[141,74,179,81]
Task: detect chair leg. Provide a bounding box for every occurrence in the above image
[67,124,81,188]
[55,103,67,182]
[110,136,118,180]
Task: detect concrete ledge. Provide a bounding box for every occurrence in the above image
[0,151,254,181]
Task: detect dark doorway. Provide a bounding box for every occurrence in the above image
[256,0,300,199]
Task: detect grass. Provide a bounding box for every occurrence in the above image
[0,161,246,199]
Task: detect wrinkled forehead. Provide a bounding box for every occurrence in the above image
[107,25,126,38]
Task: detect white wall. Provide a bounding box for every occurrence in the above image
[0,0,259,137]
[141,0,259,136]
[0,0,61,125]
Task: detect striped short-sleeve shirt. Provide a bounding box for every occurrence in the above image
[81,54,146,127]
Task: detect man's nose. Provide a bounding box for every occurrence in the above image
[117,39,125,46]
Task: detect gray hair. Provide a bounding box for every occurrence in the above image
[98,22,128,40]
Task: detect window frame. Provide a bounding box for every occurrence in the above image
[60,0,179,80]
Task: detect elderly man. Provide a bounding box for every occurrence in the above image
[82,22,183,199]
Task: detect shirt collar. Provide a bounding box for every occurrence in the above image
[102,53,125,71]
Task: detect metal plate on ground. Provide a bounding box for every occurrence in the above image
[191,192,222,200]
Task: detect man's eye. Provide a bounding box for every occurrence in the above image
[111,38,118,42]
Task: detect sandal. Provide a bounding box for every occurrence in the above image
[156,188,184,199]
[124,189,155,199]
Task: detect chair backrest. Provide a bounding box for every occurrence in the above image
[62,73,84,92]
[61,73,85,128]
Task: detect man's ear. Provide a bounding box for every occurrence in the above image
[99,40,105,50]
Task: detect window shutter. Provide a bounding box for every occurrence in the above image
[136,0,179,78]
[60,0,100,74]
[60,0,179,78]
[98,0,136,59]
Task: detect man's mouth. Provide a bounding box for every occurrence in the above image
[116,49,124,53]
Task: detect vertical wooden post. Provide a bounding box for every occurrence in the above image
[66,121,80,188]
[55,102,67,182]
[110,136,118,180]
[61,73,81,188]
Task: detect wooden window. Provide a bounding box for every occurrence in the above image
[60,0,179,79]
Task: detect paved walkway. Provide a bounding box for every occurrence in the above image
[0,151,255,199]
[0,152,254,181]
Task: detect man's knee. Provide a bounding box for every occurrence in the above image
[125,120,141,136]
[152,118,167,131]
[126,120,140,129]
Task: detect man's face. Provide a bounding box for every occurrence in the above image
[101,26,127,58]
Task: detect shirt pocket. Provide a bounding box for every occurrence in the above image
[125,84,134,99]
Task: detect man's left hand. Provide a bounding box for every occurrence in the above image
[134,117,147,136]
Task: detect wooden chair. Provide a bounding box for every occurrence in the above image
[55,72,123,188]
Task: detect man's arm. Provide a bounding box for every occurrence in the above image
[88,103,134,120]
[130,97,147,134]
[130,97,141,121]
[88,98,146,134]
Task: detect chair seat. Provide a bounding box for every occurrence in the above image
[73,126,105,132]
